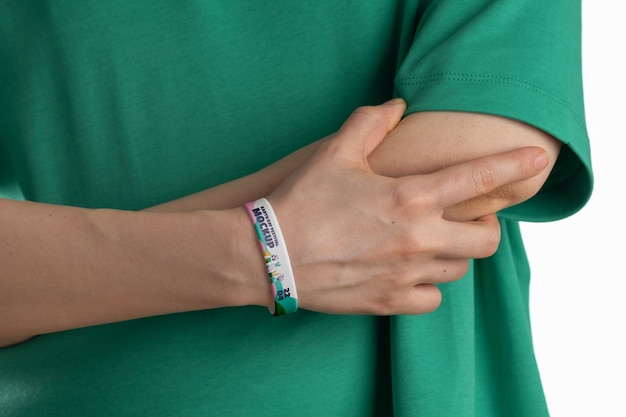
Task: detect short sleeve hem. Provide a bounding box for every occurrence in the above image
[396,72,593,222]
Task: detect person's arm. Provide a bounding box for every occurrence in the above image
[0,200,268,347]
[0,100,550,347]
[151,110,561,222]
[370,110,562,221]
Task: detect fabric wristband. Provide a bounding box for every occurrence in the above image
[244,198,298,316]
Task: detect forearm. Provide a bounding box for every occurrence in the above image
[0,199,267,346]
[152,111,561,219]
[148,140,324,212]
[369,111,561,220]
[0,103,552,346]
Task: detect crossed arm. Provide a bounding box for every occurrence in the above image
[0,101,560,347]
[151,109,560,220]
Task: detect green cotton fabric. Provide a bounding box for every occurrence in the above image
[0,1,592,416]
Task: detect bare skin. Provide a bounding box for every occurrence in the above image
[151,107,560,221]
[0,99,558,347]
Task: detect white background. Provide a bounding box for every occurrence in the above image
[524,2,625,416]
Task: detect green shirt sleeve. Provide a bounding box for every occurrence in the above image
[395,0,593,222]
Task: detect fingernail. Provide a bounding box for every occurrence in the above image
[534,151,549,170]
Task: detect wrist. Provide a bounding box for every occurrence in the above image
[243,198,299,315]
[211,207,274,309]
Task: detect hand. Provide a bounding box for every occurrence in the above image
[268,99,549,315]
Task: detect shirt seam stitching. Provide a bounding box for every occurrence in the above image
[396,72,587,131]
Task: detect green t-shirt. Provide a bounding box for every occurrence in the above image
[0,1,592,416]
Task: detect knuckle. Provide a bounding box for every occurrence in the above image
[369,281,411,315]
[370,294,399,316]
[391,185,412,210]
[316,137,343,159]
[394,228,437,259]
[390,268,415,286]
[390,182,431,214]
[471,163,499,195]
[395,232,421,256]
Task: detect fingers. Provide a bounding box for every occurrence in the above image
[273,102,546,317]
[434,213,502,259]
[368,284,443,316]
[413,147,549,209]
[333,98,407,161]
[401,284,443,315]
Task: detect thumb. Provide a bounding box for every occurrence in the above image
[335,98,406,162]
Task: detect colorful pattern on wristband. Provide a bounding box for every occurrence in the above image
[244,198,298,316]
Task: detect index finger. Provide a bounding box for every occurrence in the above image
[420,147,549,209]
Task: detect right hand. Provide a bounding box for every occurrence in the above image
[267,99,549,315]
